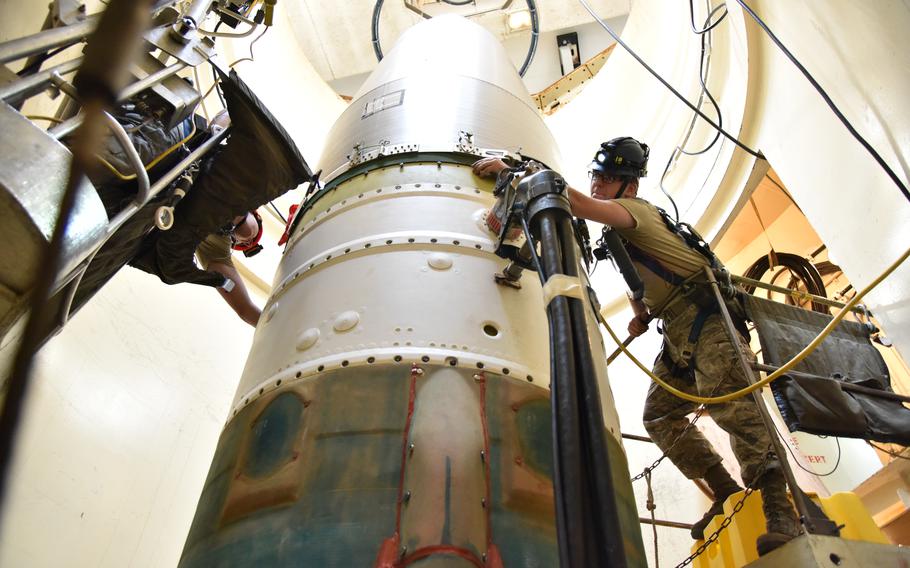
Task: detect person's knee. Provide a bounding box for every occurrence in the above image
[643,416,660,436]
[642,412,678,440]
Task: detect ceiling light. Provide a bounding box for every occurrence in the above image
[506,9,532,32]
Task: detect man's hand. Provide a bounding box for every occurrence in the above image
[627,313,649,337]
[472,157,509,179]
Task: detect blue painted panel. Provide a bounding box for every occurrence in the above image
[243,392,304,478]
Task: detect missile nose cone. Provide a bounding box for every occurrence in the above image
[358,14,534,109]
[318,13,561,183]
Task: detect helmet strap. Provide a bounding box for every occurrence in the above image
[615,179,631,199]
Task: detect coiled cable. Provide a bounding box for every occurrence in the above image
[742,252,829,313]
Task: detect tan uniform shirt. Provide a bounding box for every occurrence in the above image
[195,233,233,270]
[612,197,710,311]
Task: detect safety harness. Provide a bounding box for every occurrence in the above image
[595,204,744,373]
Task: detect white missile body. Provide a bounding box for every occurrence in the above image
[179,15,644,567]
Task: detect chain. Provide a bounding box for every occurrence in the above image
[645,469,660,568]
[673,488,754,568]
[630,351,735,483]
[672,450,775,568]
[631,404,707,482]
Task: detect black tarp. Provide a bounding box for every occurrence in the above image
[66,115,209,317]
[130,66,311,287]
[744,294,910,445]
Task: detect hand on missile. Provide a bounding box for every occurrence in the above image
[472,157,509,179]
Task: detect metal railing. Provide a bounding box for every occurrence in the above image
[703,267,840,536]
[0,1,235,325]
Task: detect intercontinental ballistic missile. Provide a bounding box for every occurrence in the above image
[179,15,646,567]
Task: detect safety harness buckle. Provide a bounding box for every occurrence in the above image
[679,345,695,366]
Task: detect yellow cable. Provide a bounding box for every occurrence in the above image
[26,115,64,124]
[95,118,197,181]
[601,244,910,404]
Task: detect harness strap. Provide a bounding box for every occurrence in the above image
[678,305,719,366]
[654,206,721,269]
[615,179,631,199]
[625,242,687,286]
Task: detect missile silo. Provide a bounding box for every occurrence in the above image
[179,15,645,567]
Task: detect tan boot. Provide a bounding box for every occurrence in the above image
[691,463,743,540]
[756,472,800,556]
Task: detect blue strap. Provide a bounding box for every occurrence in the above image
[678,305,718,365]
[625,242,687,286]
[688,305,718,344]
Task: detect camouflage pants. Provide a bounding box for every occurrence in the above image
[642,300,775,485]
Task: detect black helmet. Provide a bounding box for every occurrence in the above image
[590,137,649,178]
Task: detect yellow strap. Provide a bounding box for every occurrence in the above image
[599,244,910,404]
[542,274,585,306]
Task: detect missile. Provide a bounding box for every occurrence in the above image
[178,15,645,567]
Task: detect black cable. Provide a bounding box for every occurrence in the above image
[659,3,726,221]
[658,151,682,222]
[517,0,539,78]
[16,45,69,77]
[0,124,90,511]
[520,215,547,285]
[536,211,588,568]
[557,213,626,567]
[370,0,385,63]
[763,173,803,214]
[211,65,227,108]
[268,200,287,223]
[530,200,630,566]
[770,421,842,476]
[208,21,228,108]
[577,0,764,159]
[371,0,539,77]
[742,252,829,313]
[688,0,727,34]
[734,0,910,204]
[679,5,726,157]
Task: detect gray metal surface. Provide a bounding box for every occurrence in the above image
[745,534,910,567]
[318,14,561,183]
[145,24,216,67]
[123,58,189,107]
[132,54,197,129]
[99,111,149,211]
[47,59,189,139]
[0,102,107,331]
[0,16,98,64]
[0,57,82,105]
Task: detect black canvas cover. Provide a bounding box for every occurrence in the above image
[65,115,209,318]
[131,67,311,287]
[744,294,910,445]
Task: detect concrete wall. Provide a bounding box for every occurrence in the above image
[0,270,255,568]
[501,17,628,95]
[737,0,910,364]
